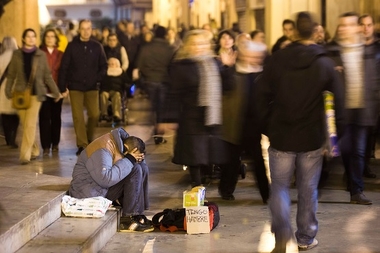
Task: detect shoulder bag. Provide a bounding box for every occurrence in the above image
[12,58,37,109]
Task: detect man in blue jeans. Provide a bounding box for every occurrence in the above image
[69,127,153,232]
[256,12,344,252]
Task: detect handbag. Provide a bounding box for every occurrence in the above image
[12,58,37,109]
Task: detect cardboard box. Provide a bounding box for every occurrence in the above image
[185,206,210,234]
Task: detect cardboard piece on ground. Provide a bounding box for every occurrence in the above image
[186,206,210,234]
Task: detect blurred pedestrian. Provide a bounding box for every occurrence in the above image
[220,40,269,202]
[271,19,295,54]
[161,29,235,187]
[251,30,266,44]
[256,12,344,252]
[58,19,108,156]
[0,36,19,149]
[215,29,236,58]
[5,28,63,164]
[39,28,67,155]
[326,12,380,204]
[103,33,129,71]
[167,27,182,51]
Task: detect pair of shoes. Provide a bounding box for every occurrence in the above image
[119,215,154,232]
[43,148,50,156]
[363,166,376,178]
[298,238,318,251]
[154,137,167,145]
[52,145,59,152]
[350,192,372,205]
[76,147,85,156]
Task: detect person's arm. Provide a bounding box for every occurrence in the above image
[86,148,136,188]
[97,45,108,83]
[120,46,129,71]
[58,43,72,91]
[41,53,61,100]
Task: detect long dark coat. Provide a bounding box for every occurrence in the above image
[168,58,233,166]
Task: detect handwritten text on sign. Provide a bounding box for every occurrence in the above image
[186,206,210,234]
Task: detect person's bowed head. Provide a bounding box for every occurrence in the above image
[123,136,145,163]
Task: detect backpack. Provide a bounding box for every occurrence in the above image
[152,202,220,232]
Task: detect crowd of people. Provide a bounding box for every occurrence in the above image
[0,10,379,250]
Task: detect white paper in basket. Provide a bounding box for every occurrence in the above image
[61,195,112,218]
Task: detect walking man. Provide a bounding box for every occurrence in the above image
[256,12,344,252]
[59,19,108,155]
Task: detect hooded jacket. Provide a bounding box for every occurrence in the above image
[256,42,345,152]
[69,128,136,199]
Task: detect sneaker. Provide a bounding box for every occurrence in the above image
[298,238,318,251]
[76,147,85,156]
[119,216,154,232]
[350,192,372,205]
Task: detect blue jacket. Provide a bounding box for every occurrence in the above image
[69,128,135,198]
[58,37,107,91]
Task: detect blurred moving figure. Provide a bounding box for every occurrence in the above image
[250,29,265,44]
[271,19,295,53]
[220,40,269,202]
[0,37,19,149]
[161,29,235,187]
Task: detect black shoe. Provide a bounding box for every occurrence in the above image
[363,166,376,178]
[218,189,235,200]
[154,136,167,144]
[119,215,154,232]
[99,115,108,122]
[350,192,372,205]
[76,147,85,156]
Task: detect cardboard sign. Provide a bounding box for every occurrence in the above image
[186,206,210,234]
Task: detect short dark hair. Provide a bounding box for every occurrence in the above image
[359,14,374,24]
[124,136,145,153]
[79,19,92,28]
[250,29,263,39]
[283,19,295,27]
[154,26,167,39]
[41,28,60,48]
[296,12,314,39]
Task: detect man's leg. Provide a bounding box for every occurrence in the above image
[69,91,87,148]
[295,148,323,247]
[99,91,110,118]
[84,90,99,143]
[110,90,122,120]
[140,161,150,210]
[268,146,296,250]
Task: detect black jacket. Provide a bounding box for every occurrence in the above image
[136,38,175,83]
[256,42,345,152]
[58,37,107,91]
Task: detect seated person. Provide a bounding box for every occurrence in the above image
[69,127,153,232]
[100,58,130,123]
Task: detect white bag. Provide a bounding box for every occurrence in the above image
[61,195,112,218]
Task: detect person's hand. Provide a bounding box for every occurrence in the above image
[128,148,145,163]
[61,89,69,98]
[54,93,63,103]
[132,68,139,81]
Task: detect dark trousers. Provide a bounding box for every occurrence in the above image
[340,124,369,195]
[144,82,168,133]
[1,113,19,146]
[39,97,63,149]
[219,125,270,203]
[106,162,149,216]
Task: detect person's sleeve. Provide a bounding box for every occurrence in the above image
[97,45,108,83]
[41,53,60,98]
[120,46,129,71]
[254,57,275,135]
[86,149,135,188]
[58,43,72,91]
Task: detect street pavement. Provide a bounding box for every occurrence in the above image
[1,97,380,253]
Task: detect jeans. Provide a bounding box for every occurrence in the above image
[268,146,323,246]
[106,161,149,216]
[340,124,369,195]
